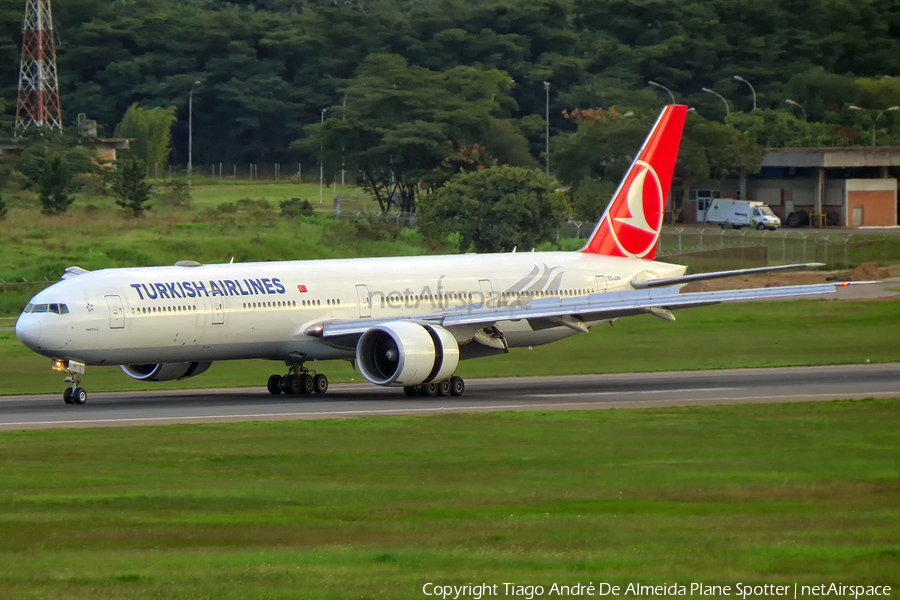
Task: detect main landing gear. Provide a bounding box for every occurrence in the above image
[267,364,328,396]
[403,376,465,397]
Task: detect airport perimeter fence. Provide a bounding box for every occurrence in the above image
[164,163,341,182]
[658,227,900,271]
[559,222,900,271]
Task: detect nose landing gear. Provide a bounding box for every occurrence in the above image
[53,359,87,405]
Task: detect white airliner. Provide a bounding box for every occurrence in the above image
[16,105,838,404]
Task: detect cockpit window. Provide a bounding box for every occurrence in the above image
[26,303,69,315]
[24,303,34,313]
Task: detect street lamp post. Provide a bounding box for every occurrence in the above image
[702,87,730,117]
[543,81,550,176]
[785,99,806,121]
[341,94,347,186]
[648,80,675,104]
[188,80,200,187]
[319,108,326,203]
[850,105,900,146]
[733,75,757,111]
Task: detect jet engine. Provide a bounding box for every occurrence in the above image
[120,362,213,382]
[356,322,459,386]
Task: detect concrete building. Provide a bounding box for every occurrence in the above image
[0,114,131,166]
[682,147,900,227]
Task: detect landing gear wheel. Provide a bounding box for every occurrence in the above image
[282,374,302,395]
[403,385,419,397]
[72,388,87,405]
[438,380,451,396]
[449,376,465,396]
[422,382,439,397]
[267,374,283,395]
[63,387,74,404]
[313,374,328,394]
[299,374,314,394]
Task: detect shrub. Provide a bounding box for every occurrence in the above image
[280,197,314,217]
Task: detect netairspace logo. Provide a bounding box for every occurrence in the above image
[421,582,892,600]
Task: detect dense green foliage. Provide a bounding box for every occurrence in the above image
[418,166,564,252]
[3,0,900,168]
[38,154,75,214]
[114,104,178,177]
[112,158,153,217]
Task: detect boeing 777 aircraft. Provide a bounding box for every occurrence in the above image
[16,105,838,404]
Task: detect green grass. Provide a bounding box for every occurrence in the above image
[2,299,898,396]
[0,182,439,316]
[0,400,898,598]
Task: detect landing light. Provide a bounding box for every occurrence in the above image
[51,359,68,372]
[842,282,849,287]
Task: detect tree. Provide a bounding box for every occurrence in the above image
[112,158,153,217]
[418,167,565,253]
[114,104,178,177]
[669,114,767,222]
[726,110,841,148]
[552,108,649,187]
[293,54,529,214]
[39,154,75,215]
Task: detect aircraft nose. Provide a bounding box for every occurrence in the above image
[15,313,42,350]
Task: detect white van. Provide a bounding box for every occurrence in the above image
[705,199,781,230]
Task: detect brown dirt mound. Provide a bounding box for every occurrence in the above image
[844,262,891,281]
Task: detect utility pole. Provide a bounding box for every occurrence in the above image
[543,81,550,176]
[188,81,200,187]
[320,108,326,204]
[16,0,62,134]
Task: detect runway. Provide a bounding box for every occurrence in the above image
[1,363,899,430]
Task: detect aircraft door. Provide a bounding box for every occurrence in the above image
[105,295,125,329]
[478,279,494,308]
[211,299,225,325]
[595,275,608,293]
[356,284,371,318]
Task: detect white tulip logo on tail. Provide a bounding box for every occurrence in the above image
[607,161,665,258]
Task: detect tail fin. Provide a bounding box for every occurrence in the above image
[581,104,688,260]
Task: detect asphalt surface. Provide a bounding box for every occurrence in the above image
[1,363,898,430]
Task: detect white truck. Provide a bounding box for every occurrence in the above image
[705,199,781,230]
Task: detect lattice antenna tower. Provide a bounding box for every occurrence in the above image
[16,0,62,134]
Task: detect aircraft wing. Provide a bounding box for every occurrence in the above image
[310,282,840,339]
[630,262,825,289]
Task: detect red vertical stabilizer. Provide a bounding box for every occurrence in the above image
[581,105,687,260]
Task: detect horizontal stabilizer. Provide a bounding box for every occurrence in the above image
[61,266,90,280]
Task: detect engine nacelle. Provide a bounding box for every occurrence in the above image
[356,322,459,387]
[120,362,213,382]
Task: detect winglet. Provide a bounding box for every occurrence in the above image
[581,105,688,260]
